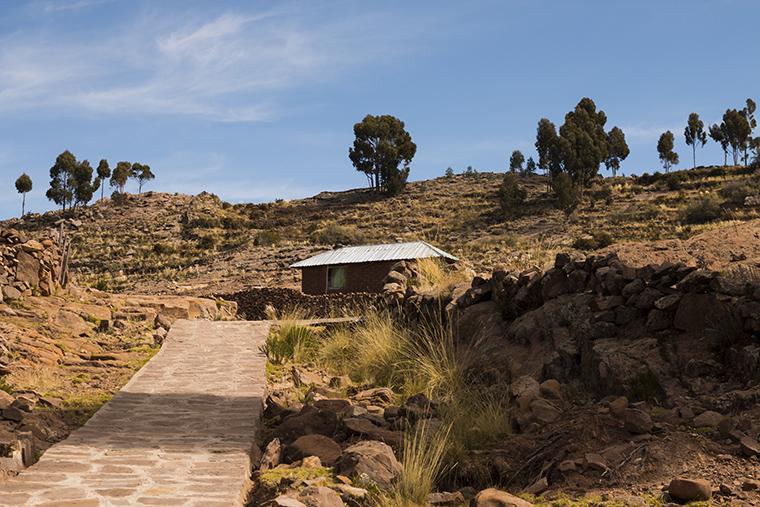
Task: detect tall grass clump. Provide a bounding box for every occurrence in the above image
[413,258,469,295]
[261,307,318,364]
[378,421,452,506]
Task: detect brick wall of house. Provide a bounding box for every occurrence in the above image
[300,260,397,294]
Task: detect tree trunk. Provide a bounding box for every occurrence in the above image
[21,193,25,217]
[693,144,696,169]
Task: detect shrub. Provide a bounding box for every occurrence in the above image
[572,230,613,251]
[315,223,367,246]
[552,173,580,214]
[498,172,527,218]
[152,242,176,255]
[720,179,760,206]
[680,195,723,224]
[255,229,281,246]
[589,185,614,207]
[196,235,218,250]
[663,172,684,191]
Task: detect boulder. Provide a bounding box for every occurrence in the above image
[273,406,339,443]
[259,438,282,471]
[0,391,14,411]
[335,440,402,491]
[285,434,342,466]
[474,488,534,507]
[2,286,21,301]
[298,486,345,507]
[541,268,569,300]
[740,436,760,457]
[693,410,725,429]
[14,250,40,287]
[667,478,712,503]
[529,399,562,424]
[623,408,653,434]
[427,491,466,505]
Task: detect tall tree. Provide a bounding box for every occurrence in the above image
[742,99,757,165]
[46,150,78,211]
[508,150,525,173]
[605,126,630,177]
[684,113,707,169]
[723,108,751,166]
[525,157,537,175]
[132,163,155,193]
[709,122,730,166]
[348,114,416,195]
[657,131,679,172]
[534,98,625,194]
[72,160,99,208]
[110,161,132,194]
[15,173,32,217]
[96,159,111,201]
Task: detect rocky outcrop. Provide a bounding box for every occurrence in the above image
[0,229,64,301]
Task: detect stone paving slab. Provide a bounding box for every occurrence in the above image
[0,320,269,506]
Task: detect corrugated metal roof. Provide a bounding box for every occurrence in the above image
[290,241,458,268]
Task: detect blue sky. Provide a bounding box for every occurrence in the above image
[0,0,757,218]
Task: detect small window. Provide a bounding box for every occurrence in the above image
[327,266,347,290]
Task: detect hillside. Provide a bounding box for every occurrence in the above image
[4,165,760,295]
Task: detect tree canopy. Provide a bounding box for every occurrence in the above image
[508,150,525,173]
[132,163,155,193]
[684,112,707,169]
[15,173,32,217]
[96,159,110,201]
[534,97,627,192]
[349,114,416,195]
[111,161,132,193]
[45,151,100,210]
[657,131,679,172]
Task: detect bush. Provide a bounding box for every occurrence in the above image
[572,231,614,251]
[720,179,760,206]
[498,172,527,218]
[197,234,218,250]
[589,185,614,207]
[261,308,318,364]
[152,242,176,255]
[315,223,367,246]
[663,172,684,191]
[255,229,281,246]
[413,258,469,294]
[552,173,580,214]
[680,195,723,224]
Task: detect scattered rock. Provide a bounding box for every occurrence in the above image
[693,410,724,429]
[474,488,534,507]
[584,453,608,472]
[623,408,653,434]
[524,476,548,495]
[739,436,760,457]
[259,438,282,471]
[667,478,712,503]
[335,440,402,491]
[427,491,466,505]
[285,434,342,466]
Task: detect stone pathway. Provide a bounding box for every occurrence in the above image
[0,319,269,506]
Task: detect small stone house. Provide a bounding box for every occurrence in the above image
[290,241,457,295]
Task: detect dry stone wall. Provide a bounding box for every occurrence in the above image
[218,287,381,320]
[0,229,64,303]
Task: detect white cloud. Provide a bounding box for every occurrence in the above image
[43,0,114,13]
[620,123,681,141]
[0,7,414,122]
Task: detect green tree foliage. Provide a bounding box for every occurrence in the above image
[508,150,525,173]
[96,159,110,201]
[551,172,580,214]
[110,161,132,194]
[605,126,630,177]
[525,157,537,175]
[444,167,454,178]
[684,112,707,169]
[709,122,730,166]
[15,173,32,217]
[534,98,625,195]
[348,114,416,195]
[132,163,155,193]
[657,131,679,172]
[723,108,751,166]
[498,172,527,218]
[72,160,99,207]
[742,99,757,165]
[46,150,78,211]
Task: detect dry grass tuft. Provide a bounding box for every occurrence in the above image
[413,258,470,294]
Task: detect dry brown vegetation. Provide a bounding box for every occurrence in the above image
[3,165,760,296]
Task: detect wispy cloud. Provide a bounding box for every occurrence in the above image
[0,6,416,122]
[43,0,114,13]
[621,123,681,141]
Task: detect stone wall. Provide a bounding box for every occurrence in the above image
[218,287,381,320]
[0,229,64,303]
